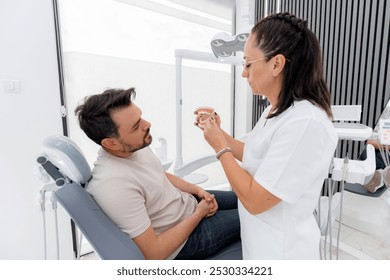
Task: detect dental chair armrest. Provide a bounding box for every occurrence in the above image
[173,154,217,177]
[173,135,247,177]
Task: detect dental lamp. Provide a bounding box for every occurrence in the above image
[210,0,252,59]
[210,32,249,59]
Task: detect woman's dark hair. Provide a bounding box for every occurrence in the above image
[74,87,136,145]
[251,12,332,119]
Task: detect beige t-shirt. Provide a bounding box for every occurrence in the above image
[86,147,197,259]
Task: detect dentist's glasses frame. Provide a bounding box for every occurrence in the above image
[241,57,267,71]
[242,56,291,71]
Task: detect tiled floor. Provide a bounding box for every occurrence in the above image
[322,222,390,260]
[332,189,390,260]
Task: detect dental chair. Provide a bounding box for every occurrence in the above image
[36,135,242,260]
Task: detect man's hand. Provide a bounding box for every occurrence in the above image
[195,198,217,218]
[196,189,218,217]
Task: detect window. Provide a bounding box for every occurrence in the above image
[58,0,235,188]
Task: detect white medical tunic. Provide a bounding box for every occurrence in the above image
[241,100,338,259]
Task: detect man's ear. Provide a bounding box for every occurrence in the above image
[272,54,287,77]
[101,137,119,150]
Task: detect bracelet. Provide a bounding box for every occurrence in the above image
[216,147,232,160]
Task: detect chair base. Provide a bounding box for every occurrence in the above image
[206,240,242,260]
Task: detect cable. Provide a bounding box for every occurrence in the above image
[317,195,323,260]
[336,156,349,259]
[40,190,47,260]
[379,145,389,166]
[39,184,61,260]
[322,178,333,259]
[51,193,60,260]
[327,178,334,259]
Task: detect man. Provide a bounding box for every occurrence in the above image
[74,87,240,260]
[361,107,390,193]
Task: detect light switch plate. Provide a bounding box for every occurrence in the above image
[3,79,21,93]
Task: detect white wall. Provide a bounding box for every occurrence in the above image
[0,0,73,259]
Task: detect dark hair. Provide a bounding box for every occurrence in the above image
[251,12,332,119]
[74,87,136,145]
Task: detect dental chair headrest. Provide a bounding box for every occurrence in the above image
[39,135,91,184]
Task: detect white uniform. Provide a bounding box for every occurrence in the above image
[241,100,338,259]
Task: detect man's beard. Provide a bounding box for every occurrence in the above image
[119,131,152,153]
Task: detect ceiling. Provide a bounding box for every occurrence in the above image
[166,0,235,20]
[115,0,235,31]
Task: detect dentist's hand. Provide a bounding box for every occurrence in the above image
[203,115,228,153]
[194,110,221,129]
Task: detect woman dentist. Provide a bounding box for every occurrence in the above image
[196,12,338,259]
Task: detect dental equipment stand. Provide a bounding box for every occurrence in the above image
[319,105,375,259]
[173,49,242,184]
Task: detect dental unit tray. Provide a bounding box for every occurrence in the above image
[331,105,373,141]
[333,122,373,141]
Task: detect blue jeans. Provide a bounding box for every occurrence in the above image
[174,190,240,259]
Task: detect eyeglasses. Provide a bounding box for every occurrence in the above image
[242,57,267,71]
